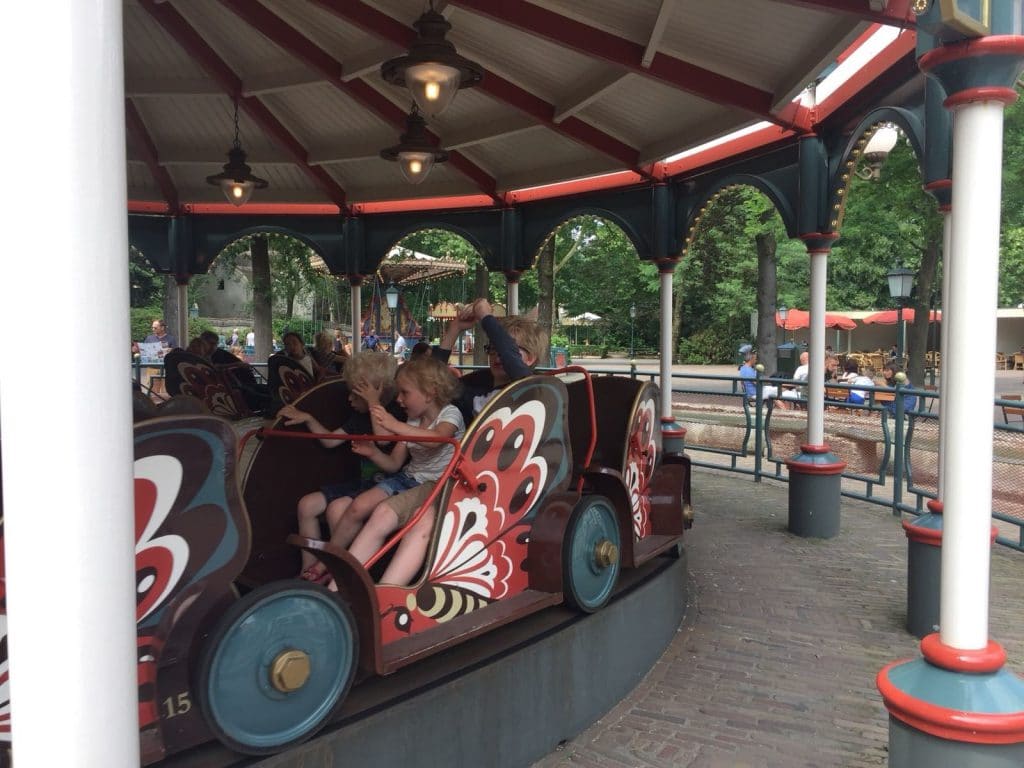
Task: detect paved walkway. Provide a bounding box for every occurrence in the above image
[534,469,1024,768]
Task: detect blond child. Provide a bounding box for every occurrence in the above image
[279,352,398,580]
[435,298,548,421]
[333,355,464,585]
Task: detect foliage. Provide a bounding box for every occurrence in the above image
[678,186,799,362]
[830,140,942,309]
[130,306,164,342]
[129,247,163,308]
[677,327,739,365]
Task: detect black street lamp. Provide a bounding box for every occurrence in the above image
[778,304,789,345]
[629,303,637,359]
[887,264,914,362]
[385,282,400,348]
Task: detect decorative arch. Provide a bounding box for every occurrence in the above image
[522,205,647,268]
[681,174,798,254]
[827,106,925,233]
[204,226,329,273]
[378,222,490,265]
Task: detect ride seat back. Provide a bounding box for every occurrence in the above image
[590,376,647,472]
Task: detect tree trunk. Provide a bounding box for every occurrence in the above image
[537,237,555,359]
[755,231,779,375]
[251,235,273,363]
[473,260,489,366]
[907,237,940,387]
[285,292,295,320]
[162,275,179,345]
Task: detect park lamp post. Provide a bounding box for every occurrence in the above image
[385,282,400,342]
[887,264,914,362]
[778,304,789,345]
[629,303,637,359]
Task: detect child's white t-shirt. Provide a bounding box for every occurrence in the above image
[405,404,465,483]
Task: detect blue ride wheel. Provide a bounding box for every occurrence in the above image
[562,495,621,613]
[196,580,358,755]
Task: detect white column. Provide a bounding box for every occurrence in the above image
[0,2,140,766]
[937,209,952,497]
[940,99,1007,650]
[506,276,520,316]
[806,249,829,445]
[176,280,189,347]
[350,280,362,349]
[659,268,674,421]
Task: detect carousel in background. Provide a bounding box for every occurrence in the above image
[361,246,468,344]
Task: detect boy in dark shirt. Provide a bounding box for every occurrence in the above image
[432,298,548,423]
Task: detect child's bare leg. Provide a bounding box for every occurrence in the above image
[380,505,435,586]
[348,502,400,565]
[328,487,389,551]
[324,496,353,537]
[296,491,327,571]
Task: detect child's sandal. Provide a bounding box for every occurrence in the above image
[299,563,331,585]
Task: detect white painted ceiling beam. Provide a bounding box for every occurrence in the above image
[642,0,677,68]
[341,42,404,81]
[242,68,326,96]
[125,76,221,96]
[553,70,629,123]
[443,115,539,149]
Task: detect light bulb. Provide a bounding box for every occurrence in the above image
[425,81,441,101]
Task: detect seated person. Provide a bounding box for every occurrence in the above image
[848,365,875,405]
[739,348,778,400]
[432,298,546,422]
[780,351,809,403]
[330,355,464,586]
[279,352,399,581]
[881,362,917,413]
[282,331,321,380]
[313,330,349,375]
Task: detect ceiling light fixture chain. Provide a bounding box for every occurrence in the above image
[205,97,269,206]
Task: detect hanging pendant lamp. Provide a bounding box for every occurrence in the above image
[206,100,268,206]
[380,106,449,185]
[380,1,484,119]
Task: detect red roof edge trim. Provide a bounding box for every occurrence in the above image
[814,30,917,123]
[352,195,498,214]
[658,125,795,179]
[505,171,644,204]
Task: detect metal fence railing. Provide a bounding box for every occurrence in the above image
[616,367,1024,553]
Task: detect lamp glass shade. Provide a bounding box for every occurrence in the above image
[778,304,789,322]
[385,283,400,310]
[887,266,914,299]
[629,304,637,319]
[220,178,255,206]
[398,151,435,184]
[864,125,899,156]
[405,62,461,118]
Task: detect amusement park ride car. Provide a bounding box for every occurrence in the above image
[0,368,692,763]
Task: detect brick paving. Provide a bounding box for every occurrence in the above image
[534,469,1024,768]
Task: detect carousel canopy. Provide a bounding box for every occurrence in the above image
[123,0,916,211]
[377,245,469,286]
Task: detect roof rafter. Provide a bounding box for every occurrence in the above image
[308,0,646,174]
[765,0,915,27]
[215,0,500,202]
[138,0,349,210]
[642,0,677,68]
[125,98,180,212]
[450,0,811,131]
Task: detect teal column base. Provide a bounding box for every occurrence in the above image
[784,444,845,539]
[661,417,686,455]
[878,634,1024,767]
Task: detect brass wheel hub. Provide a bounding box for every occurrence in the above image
[594,539,619,568]
[270,649,311,693]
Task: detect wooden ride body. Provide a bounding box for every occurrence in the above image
[0,371,692,763]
